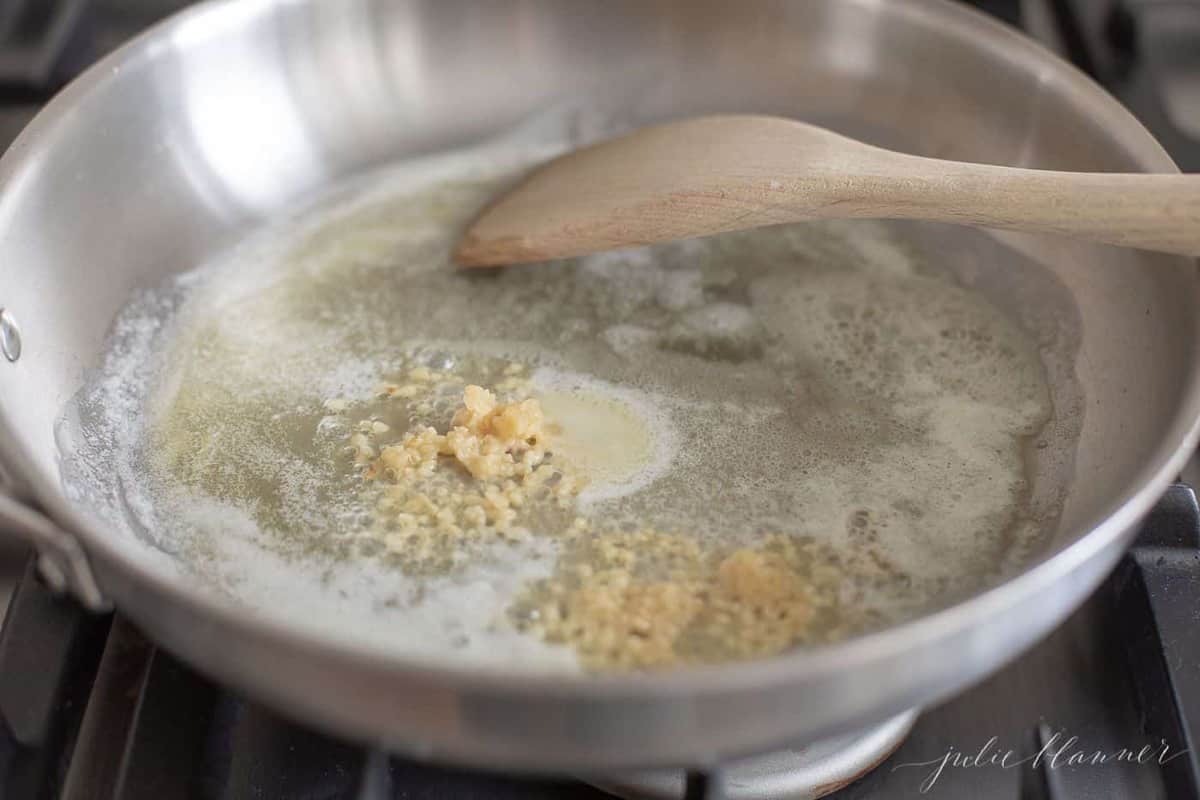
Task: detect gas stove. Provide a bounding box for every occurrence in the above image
[0,2,1198,799]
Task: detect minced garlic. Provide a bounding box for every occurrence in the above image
[336,366,581,573]
[513,528,839,670]
[376,384,552,482]
[331,356,843,670]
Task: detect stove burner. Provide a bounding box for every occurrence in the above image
[592,711,917,800]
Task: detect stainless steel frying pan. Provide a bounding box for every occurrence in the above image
[0,0,1198,771]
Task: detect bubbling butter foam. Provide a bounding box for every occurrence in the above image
[61,132,1064,672]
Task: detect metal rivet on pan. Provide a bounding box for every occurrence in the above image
[0,309,19,362]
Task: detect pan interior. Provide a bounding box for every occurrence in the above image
[56,107,1082,674]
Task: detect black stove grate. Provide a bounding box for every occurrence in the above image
[1046,0,1200,170]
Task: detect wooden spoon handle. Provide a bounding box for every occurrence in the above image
[859,155,1200,257]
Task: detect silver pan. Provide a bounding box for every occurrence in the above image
[0,0,1198,772]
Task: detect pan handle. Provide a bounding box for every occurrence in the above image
[0,490,110,612]
[1,309,107,610]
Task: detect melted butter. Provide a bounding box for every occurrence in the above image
[539,390,653,498]
[65,139,1063,673]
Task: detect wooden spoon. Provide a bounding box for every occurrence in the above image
[454,114,1200,267]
